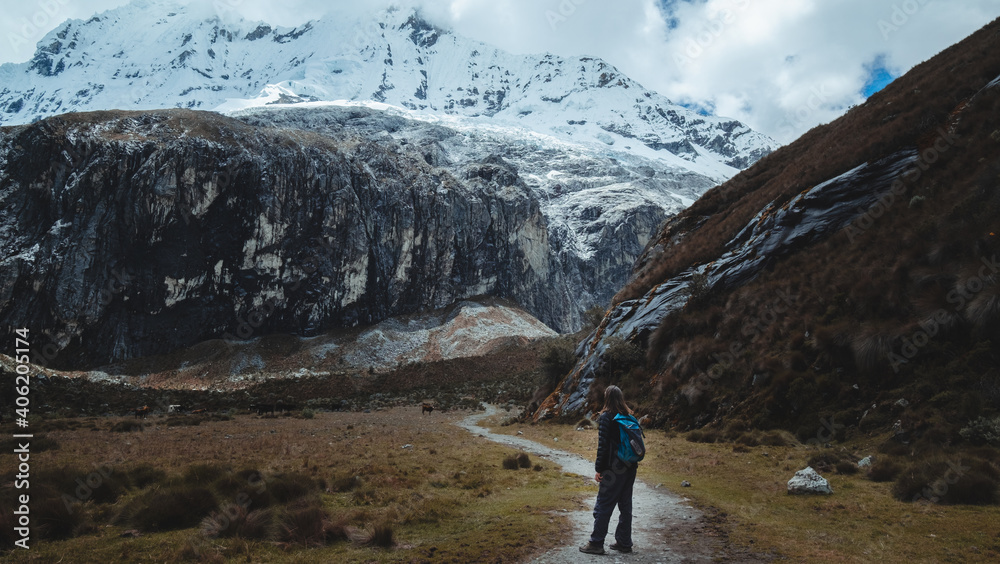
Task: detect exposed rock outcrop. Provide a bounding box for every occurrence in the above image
[0,110,566,367]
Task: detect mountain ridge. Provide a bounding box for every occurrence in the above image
[0,0,776,180]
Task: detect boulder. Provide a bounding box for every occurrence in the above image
[787,466,833,495]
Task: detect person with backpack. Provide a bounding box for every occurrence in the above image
[580,385,645,555]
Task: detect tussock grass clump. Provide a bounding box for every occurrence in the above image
[200,502,273,539]
[36,465,126,505]
[760,431,796,447]
[276,499,342,547]
[328,471,361,492]
[836,460,860,475]
[361,521,395,548]
[182,463,228,485]
[165,415,203,427]
[122,486,218,531]
[127,465,168,489]
[351,486,381,505]
[402,494,455,524]
[110,421,144,432]
[33,497,89,540]
[502,455,519,470]
[267,472,317,504]
[893,456,1000,504]
[868,459,903,482]
[516,453,532,468]
[686,429,720,443]
[807,450,845,473]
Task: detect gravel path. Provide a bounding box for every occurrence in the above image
[457,406,720,563]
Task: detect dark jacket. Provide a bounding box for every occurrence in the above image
[596,411,641,473]
[595,411,624,474]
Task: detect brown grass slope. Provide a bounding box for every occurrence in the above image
[607,18,1000,447]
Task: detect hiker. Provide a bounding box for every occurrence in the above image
[580,385,643,555]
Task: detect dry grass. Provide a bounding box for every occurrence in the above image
[494,420,1000,562]
[0,407,588,562]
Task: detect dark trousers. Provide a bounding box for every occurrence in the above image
[589,460,637,547]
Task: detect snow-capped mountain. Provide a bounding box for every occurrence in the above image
[0,0,776,181]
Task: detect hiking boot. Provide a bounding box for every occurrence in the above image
[579,542,606,555]
[609,542,633,553]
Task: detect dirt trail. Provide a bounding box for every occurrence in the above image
[458,406,723,563]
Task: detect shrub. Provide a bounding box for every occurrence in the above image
[301,408,316,419]
[502,455,519,470]
[541,338,578,386]
[583,305,606,329]
[893,456,1000,504]
[602,337,645,375]
[516,453,532,468]
[960,416,1000,445]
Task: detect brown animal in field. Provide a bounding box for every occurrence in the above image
[421,403,434,415]
[133,406,150,419]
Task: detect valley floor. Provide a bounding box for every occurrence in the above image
[491,417,1000,563]
[5,403,998,562]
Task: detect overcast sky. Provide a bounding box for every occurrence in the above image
[1,0,996,143]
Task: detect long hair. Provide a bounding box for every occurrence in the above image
[601,385,631,416]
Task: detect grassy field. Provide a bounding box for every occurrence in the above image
[490,418,1000,563]
[0,407,589,563]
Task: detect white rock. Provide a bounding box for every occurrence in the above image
[787,467,833,495]
[858,456,873,468]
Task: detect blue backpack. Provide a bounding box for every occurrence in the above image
[613,414,645,464]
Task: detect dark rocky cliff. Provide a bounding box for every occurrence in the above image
[0,110,569,368]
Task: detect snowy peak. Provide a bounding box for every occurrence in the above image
[0,1,776,178]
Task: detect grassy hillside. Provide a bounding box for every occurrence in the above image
[577,19,1000,487]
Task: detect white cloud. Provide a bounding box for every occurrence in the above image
[0,0,995,143]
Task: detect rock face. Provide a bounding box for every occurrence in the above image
[233,105,719,331]
[787,467,833,495]
[536,151,919,417]
[0,110,567,368]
